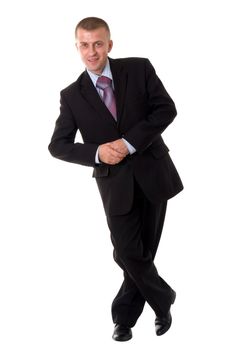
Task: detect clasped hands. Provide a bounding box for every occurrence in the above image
[98,139,129,165]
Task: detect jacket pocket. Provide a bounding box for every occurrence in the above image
[92,165,109,178]
[149,143,170,159]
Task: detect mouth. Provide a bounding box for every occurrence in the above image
[88,57,99,63]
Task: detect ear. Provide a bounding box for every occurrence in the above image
[108,40,113,53]
[75,42,79,51]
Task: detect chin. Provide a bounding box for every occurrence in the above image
[89,66,103,75]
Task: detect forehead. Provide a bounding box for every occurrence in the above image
[76,27,110,42]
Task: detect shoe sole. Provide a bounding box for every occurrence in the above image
[112,334,132,342]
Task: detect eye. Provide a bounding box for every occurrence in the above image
[80,43,88,49]
[95,42,103,48]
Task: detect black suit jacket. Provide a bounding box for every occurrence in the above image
[49,57,183,215]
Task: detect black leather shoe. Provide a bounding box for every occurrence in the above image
[112,324,132,341]
[155,311,172,336]
[155,291,176,336]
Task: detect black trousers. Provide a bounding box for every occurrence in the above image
[106,180,175,327]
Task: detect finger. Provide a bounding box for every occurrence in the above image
[109,145,125,155]
[106,144,122,153]
[111,150,125,160]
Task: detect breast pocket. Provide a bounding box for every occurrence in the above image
[127,94,147,105]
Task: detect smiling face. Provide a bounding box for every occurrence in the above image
[75,27,113,75]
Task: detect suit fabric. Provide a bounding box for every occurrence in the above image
[49,57,183,324]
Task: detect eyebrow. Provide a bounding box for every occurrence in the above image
[79,40,103,44]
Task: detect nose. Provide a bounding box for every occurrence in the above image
[88,44,96,55]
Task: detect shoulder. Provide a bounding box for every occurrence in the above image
[110,57,155,77]
[60,71,86,97]
[111,57,152,68]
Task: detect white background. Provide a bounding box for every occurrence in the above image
[1,0,233,349]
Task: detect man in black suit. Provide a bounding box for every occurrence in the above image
[49,17,183,341]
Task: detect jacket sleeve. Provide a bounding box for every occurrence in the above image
[48,91,98,167]
[123,59,177,153]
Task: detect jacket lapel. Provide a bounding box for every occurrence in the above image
[79,58,128,129]
[109,58,128,128]
[80,71,117,128]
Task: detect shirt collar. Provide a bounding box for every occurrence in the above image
[86,59,113,87]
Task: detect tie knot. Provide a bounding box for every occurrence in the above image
[96,76,112,90]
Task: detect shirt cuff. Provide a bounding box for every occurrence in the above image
[122,138,136,155]
[95,146,101,164]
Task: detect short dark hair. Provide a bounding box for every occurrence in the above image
[75,17,110,37]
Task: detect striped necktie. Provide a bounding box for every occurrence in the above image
[96,76,117,120]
